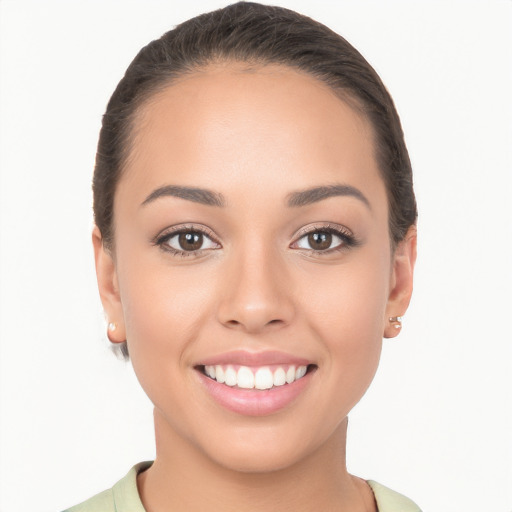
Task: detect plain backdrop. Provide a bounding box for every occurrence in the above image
[1,1,511,511]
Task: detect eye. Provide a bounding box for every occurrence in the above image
[156,226,220,255]
[291,225,357,253]
[295,231,343,251]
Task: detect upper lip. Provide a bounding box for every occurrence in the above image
[196,350,312,367]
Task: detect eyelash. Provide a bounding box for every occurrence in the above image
[153,223,358,257]
[291,223,359,255]
[153,225,220,258]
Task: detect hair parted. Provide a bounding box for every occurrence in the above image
[93,2,417,357]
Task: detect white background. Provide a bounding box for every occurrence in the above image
[1,1,511,511]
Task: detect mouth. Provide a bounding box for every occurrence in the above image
[198,363,316,390]
[194,352,317,416]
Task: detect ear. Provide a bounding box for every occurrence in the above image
[384,225,417,338]
[92,226,126,343]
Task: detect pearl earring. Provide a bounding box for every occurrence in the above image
[108,322,117,332]
[389,316,403,329]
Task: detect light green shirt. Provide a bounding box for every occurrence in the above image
[64,462,421,512]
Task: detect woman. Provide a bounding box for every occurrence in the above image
[66,2,419,510]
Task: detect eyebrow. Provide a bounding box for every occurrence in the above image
[141,185,226,207]
[287,184,371,209]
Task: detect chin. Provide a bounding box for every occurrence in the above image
[196,421,332,475]
[208,443,309,475]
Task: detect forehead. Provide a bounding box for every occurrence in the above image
[120,63,384,209]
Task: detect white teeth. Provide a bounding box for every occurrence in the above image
[215,365,225,384]
[286,365,296,384]
[224,366,237,386]
[237,366,255,389]
[255,367,274,390]
[273,367,286,387]
[205,363,310,389]
[296,365,307,379]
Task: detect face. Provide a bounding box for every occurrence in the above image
[95,64,415,473]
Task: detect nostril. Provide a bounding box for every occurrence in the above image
[224,318,284,328]
[218,298,293,332]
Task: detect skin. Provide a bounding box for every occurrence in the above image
[94,63,416,512]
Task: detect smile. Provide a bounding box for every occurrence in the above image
[195,351,317,415]
[202,364,309,390]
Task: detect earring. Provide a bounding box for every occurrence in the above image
[389,316,403,330]
[107,322,118,343]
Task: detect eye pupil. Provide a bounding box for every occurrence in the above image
[179,232,203,251]
[308,232,332,250]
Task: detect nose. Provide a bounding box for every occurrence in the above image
[216,245,295,334]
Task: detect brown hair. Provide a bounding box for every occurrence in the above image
[93,2,417,356]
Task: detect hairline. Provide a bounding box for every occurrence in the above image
[104,58,393,253]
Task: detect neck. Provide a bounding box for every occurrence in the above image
[138,409,374,512]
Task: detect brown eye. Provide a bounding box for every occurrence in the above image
[162,229,219,253]
[307,232,332,250]
[178,232,203,251]
[293,228,350,252]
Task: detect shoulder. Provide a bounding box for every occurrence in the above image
[63,488,114,512]
[367,480,422,512]
[62,462,152,512]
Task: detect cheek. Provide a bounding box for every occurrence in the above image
[115,259,218,429]
[301,251,390,335]
[298,253,390,393]
[119,261,216,351]
[115,255,235,416]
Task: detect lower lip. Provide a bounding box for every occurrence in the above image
[197,369,314,416]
